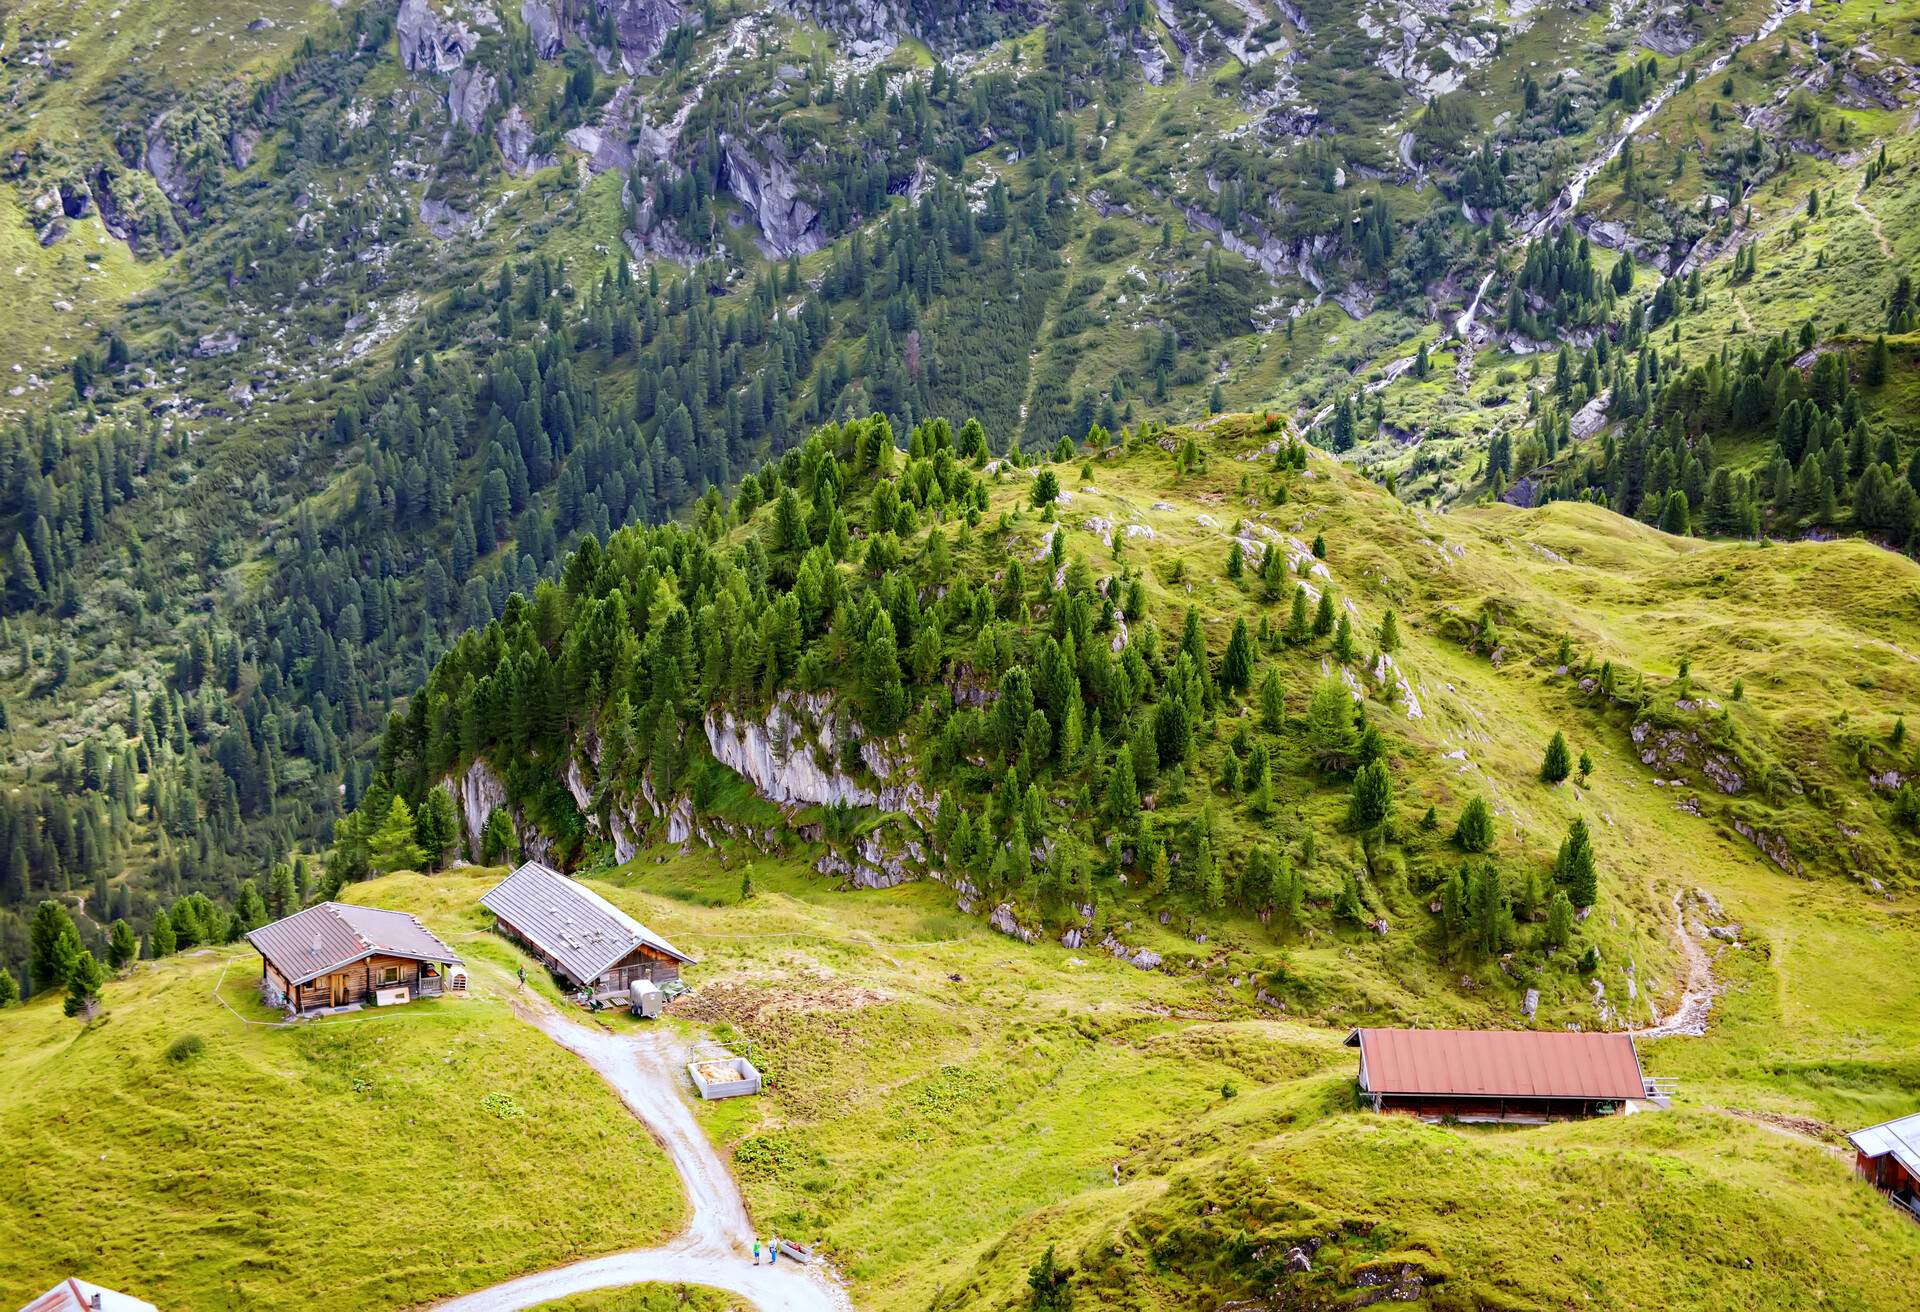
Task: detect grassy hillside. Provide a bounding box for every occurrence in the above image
[0,941,684,1310]
[337,834,1920,1312]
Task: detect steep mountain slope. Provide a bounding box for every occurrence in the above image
[0,0,1913,1005]
[335,414,1916,1044]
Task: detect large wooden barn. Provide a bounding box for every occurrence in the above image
[481,860,695,996]
[1848,1111,1920,1221]
[1346,1027,1648,1122]
[247,902,465,1016]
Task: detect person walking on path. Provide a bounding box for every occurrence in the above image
[769,1237,779,1266]
[752,1238,761,1265]
[517,965,527,990]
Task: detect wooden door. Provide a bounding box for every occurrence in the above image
[330,973,348,1006]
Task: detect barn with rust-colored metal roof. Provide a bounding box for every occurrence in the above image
[1345,1027,1647,1122]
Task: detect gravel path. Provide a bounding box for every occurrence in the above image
[433,998,852,1312]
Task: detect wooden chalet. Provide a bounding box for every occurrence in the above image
[247,902,465,1016]
[16,1278,157,1312]
[481,860,695,995]
[1346,1027,1648,1122]
[1848,1111,1920,1222]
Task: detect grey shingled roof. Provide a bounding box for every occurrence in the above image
[1850,1111,1920,1178]
[480,860,694,986]
[246,902,461,986]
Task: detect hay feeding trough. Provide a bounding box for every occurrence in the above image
[688,1054,762,1100]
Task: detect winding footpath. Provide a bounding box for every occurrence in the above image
[433,995,852,1312]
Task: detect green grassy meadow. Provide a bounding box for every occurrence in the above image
[0,939,684,1311]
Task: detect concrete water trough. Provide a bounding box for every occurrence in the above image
[688,1054,762,1100]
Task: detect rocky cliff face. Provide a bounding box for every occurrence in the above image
[704,691,885,809]
[719,134,824,258]
[447,66,499,134]
[601,0,688,68]
[441,757,560,865]
[397,0,491,73]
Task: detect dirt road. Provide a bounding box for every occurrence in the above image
[432,997,851,1312]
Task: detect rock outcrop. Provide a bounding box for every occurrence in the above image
[143,117,194,211]
[522,0,565,56]
[704,693,883,809]
[441,757,560,865]
[397,0,485,73]
[496,105,553,174]
[719,133,823,258]
[447,66,499,133]
[603,0,687,68]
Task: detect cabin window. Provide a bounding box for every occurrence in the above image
[380,965,400,985]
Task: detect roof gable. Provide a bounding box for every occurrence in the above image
[1349,1028,1646,1101]
[480,861,694,986]
[246,903,461,985]
[18,1279,158,1312]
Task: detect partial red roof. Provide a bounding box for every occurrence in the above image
[1346,1027,1646,1101]
[246,902,460,986]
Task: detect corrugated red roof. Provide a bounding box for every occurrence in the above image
[1348,1028,1646,1100]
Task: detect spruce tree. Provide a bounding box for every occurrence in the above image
[64,950,105,1020]
[1545,889,1576,949]
[149,908,177,958]
[861,611,907,733]
[415,788,459,871]
[234,880,267,933]
[1347,760,1394,831]
[1221,620,1254,695]
[1378,609,1401,653]
[1454,796,1495,852]
[1284,586,1310,644]
[108,919,137,970]
[0,968,17,1007]
[1107,745,1140,828]
[1555,817,1598,907]
[1312,590,1335,638]
[1541,730,1573,783]
[30,901,80,992]
[1306,679,1357,774]
[1259,667,1286,731]
[369,797,427,875]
